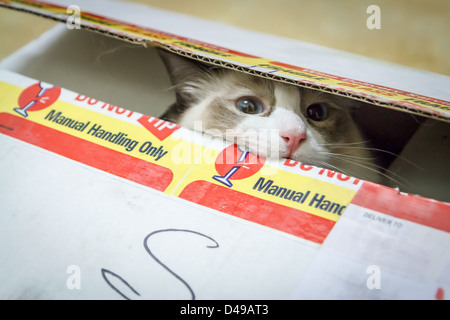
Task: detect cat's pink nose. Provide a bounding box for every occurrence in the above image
[281,132,305,154]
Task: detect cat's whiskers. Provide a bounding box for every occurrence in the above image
[315,150,412,188]
[321,143,423,171]
[318,140,371,147]
[320,150,377,162]
[159,49,423,190]
[314,159,354,177]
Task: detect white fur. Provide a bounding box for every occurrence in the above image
[163,56,382,183]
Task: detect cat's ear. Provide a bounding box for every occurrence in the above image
[157,48,212,121]
[156,48,208,86]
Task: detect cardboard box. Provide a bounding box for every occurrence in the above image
[0,0,449,300]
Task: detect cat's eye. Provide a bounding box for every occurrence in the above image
[306,103,328,122]
[236,97,265,115]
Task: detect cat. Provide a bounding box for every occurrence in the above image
[157,49,421,185]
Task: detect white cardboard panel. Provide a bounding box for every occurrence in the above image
[1,0,449,301]
[0,134,318,299]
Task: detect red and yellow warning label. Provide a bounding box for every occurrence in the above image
[0,70,367,244]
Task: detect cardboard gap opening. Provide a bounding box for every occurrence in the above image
[152,43,450,124]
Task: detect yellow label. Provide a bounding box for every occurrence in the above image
[0,77,359,223]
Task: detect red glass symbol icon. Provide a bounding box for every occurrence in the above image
[15,82,61,117]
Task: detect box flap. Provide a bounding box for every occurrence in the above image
[1,0,450,122]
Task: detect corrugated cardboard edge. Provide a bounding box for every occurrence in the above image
[1,0,450,123]
[157,45,448,120]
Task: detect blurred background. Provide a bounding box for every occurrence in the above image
[0,0,449,76]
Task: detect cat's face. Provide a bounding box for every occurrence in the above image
[159,50,381,183]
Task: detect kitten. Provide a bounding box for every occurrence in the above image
[157,49,420,185]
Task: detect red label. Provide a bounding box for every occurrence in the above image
[138,115,180,141]
[15,82,61,117]
[179,180,335,244]
[213,144,265,187]
[0,113,173,192]
[351,182,450,232]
